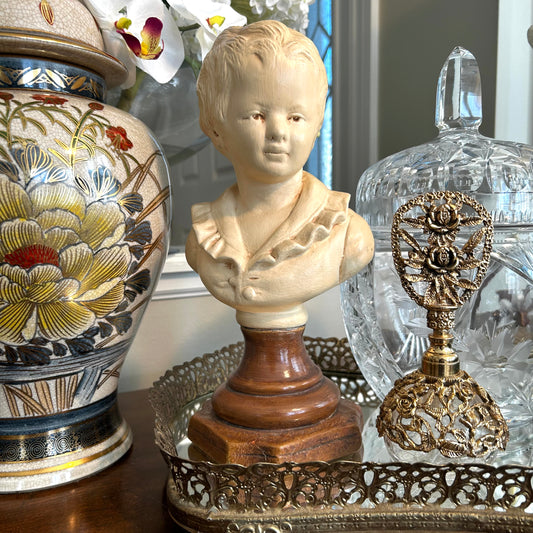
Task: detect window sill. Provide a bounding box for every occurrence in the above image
[153,252,208,300]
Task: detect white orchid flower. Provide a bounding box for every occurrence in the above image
[168,0,247,60]
[83,0,185,88]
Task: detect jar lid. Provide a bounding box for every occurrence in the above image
[0,0,127,87]
[357,47,533,231]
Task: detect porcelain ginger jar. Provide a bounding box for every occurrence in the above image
[0,0,170,491]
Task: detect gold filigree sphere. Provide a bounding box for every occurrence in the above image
[377,191,509,459]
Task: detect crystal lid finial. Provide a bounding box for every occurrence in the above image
[435,46,482,131]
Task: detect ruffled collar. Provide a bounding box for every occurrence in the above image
[191,172,349,271]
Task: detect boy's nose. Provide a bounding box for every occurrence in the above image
[266,115,287,141]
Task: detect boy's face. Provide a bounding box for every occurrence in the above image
[212,54,324,184]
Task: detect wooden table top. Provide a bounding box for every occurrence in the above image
[0,389,186,532]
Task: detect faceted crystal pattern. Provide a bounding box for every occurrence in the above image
[342,47,533,465]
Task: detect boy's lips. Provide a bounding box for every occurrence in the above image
[264,146,288,155]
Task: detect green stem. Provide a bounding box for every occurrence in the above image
[179,24,200,32]
[116,69,147,112]
[1,99,13,150]
[68,109,95,167]
[231,0,263,22]
[184,56,202,78]
[3,100,50,151]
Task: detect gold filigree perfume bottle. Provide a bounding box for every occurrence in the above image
[376,191,508,462]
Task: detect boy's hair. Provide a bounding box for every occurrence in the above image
[197,20,328,138]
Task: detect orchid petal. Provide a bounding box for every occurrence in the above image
[83,0,184,87]
[168,0,246,34]
[116,17,133,30]
[130,7,184,83]
[101,31,138,87]
[82,0,127,28]
[168,0,246,59]
[117,16,164,59]
[195,27,217,60]
[140,17,164,59]
[117,30,143,57]
[207,15,226,28]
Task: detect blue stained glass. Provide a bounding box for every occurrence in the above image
[305,0,332,188]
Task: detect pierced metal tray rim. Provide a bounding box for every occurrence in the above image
[149,336,533,533]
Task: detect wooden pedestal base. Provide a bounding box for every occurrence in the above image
[187,325,365,465]
[188,398,364,465]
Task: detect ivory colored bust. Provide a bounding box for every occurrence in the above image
[186,20,374,329]
[186,20,375,465]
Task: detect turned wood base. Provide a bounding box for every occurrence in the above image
[211,326,341,429]
[188,398,364,465]
[187,325,364,465]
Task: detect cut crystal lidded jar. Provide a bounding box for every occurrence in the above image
[341,46,533,465]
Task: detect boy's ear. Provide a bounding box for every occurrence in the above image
[211,129,225,153]
[314,121,323,141]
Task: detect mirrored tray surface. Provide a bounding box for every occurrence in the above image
[149,337,533,532]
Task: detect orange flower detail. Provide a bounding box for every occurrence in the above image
[32,94,68,105]
[106,126,133,151]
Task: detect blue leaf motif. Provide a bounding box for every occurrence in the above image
[125,220,152,245]
[18,345,52,365]
[98,321,113,338]
[90,166,120,199]
[125,269,151,294]
[12,143,53,183]
[107,313,132,334]
[0,160,19,181]
[74,174,92,195]
[66,337,94,356]
[46,165,70,183]
[119,192,143,214]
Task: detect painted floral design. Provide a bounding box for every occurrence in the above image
[0,173,129,345]
[0,91,169,367]
[39,0,55,26]
[31,94,67,106]
[106,126,133,151]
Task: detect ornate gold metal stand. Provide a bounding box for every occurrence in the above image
[376,191,509,459]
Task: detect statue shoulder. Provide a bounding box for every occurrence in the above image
[339,209,375,282]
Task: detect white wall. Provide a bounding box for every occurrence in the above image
[495,0,533,144]
[119,285,346,392]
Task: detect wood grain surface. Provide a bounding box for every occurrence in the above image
[0,389,186,532]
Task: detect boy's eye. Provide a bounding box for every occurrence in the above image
[290,115,303,122]
[252,113,264,121]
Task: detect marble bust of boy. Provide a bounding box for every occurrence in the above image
[186,20,374,330]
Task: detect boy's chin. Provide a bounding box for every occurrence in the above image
[251,169,304,184]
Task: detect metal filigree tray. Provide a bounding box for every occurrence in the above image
[149,337,533,532]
